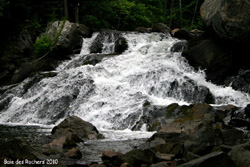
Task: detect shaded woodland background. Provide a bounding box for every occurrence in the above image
[0,0,204,33]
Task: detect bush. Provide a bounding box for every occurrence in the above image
[34,35,52,58]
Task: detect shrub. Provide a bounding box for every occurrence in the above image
[33,35,52,58]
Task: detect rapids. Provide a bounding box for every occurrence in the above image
[0,31,249,132]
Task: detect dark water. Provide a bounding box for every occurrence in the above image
[0,124,150,164]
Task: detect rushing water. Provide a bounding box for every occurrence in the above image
[0,32,249,134]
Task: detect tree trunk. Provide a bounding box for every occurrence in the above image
[64,0,68,19]
[74,1,79,23]
[191,0,199,26]
[179,0,183,27]
[169,0,174,28]
[164,0,169,20]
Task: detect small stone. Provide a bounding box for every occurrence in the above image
[65,147,82,159]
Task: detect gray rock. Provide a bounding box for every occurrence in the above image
[200,0,250,42]
[152,23,171,33]
[43,20,82,56]
[183,40,233,83]
[52,116,104,140]
[178,151,237,167]
[228,143,250,167]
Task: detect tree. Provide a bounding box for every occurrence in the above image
[191,0,199,26]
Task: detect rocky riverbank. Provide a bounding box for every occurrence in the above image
[1,103,250,167]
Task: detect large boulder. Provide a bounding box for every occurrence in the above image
[42,20,82,57]
[178,151,237,167]
[52,116,104,140]
[47,116,103,150]
[228,143,250,167]
[182,40,234,83]
[200,0,250,42]
[225,70,250,94]
[152,23,171,33]
[89,30,128,54]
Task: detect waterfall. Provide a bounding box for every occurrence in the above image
[0,31,249,130]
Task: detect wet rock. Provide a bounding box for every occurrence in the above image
[228,143,250,167]
[149,161,170,167]
[82,54,116,66]
[120,162,134,167]
[222,129,245,146]
[76,23,91,38]
[155,152,175,161]
[167,78,215,104]
[52,116,104,140]
[182,40,234,83]
[102,150,123,166]
[90,30,120,53]
[172,28,190,40]
[47,132,83,149]
[178,151,237,167]
[116,149,156,167]
[227,70,250,94]
[170,41,187,52]
[160,104,215,134]
[89,164,106,167]
[114,36,128,54]
[65,147,82,159]
[184,126,223,155]
[245,104,250,118]
[152,23,171,33]
[135,27,151,33]
[90,30,128,54]
[200,0,250,42]
[214,105,238,123]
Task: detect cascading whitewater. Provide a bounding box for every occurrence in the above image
[0,32,249,130]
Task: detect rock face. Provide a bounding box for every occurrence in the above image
[42,20,82,57]
[183,40,234,83]
[0,24,38,86]
[89,30,128,54]
[200,0,250,42]
[225,70,250,94]
[7,21,90,85]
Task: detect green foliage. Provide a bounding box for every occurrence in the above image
[52,18,66,46]
[79,0,204,31]
[80,0,153,30]
[34,36,52,58]
[0,0,9,17]
[33,19,66,58]
[30,15,42,30]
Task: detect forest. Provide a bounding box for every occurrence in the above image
[0,0,204,33]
